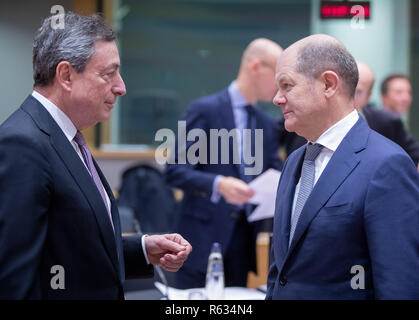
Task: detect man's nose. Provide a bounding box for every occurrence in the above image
[273,91,286,106]
[113,72,126,96]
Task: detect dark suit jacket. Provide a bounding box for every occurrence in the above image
[165,88,282,277]
[267,117,419,299]
[0,95,153,299]
[279,105,419,166]
[362,104,419,165]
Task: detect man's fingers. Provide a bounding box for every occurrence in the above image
[159,255,185,271]
[158,237,187,253]
[226,187,254,204]
[166,233,191,247]
[236,186,254,198]
[164,234,192,255]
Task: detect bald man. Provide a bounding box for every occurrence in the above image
[165,38,283,289]
[355,62,419,166]
[278,62,419,167]
[267,34,419,299]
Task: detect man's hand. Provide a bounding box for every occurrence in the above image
[217,176,255,205]
[144,233,192,272]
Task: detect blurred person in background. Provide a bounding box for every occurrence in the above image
[356,63,419,167]
[166,38,283,289]
[381,74,412,119]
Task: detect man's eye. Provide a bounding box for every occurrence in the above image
[103,71,115,78]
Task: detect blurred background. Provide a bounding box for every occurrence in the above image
[1,0,418,190]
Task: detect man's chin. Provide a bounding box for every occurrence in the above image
[284,120,296,133]
[96,112,111,125]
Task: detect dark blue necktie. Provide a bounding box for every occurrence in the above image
[241,105,255,183]
[242,105,256,217]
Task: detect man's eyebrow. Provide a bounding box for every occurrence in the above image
[278,75,290,82]
[103,63,120,71]
[276,75,289,83]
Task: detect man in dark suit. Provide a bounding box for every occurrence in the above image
[356,62,419,167]
[278,61,419,168]
[267,34,419,299]
[0,12,191,300]
[381,73,412,117]
[165,38,283,289]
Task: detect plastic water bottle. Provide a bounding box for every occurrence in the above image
[205,242,225,300]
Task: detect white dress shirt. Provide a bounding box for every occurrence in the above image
[31,90,150,263]
[291,110,359,215]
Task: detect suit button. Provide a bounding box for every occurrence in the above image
[279,275,287,286]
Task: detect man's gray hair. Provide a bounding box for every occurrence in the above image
[33,11,115,87]
[296,41,359,98]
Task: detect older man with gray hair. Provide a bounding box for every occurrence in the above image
[0,11,191,299]
[267,34,419,299]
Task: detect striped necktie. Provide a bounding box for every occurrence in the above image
[289,143,324,246]
[73,131,115,232]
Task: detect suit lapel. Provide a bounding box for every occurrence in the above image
[95,160,125,282]
[281,117,369,269]
[22,96,121,278]
[274,147,305,266]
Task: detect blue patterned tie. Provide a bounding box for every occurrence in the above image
[289,143,324,246]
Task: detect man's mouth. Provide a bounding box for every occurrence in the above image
[282,110,293,118]
[105,102,115,109]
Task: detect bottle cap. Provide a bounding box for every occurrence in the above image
[211,242,222,253]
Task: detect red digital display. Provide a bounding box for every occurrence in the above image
[321,1,370,19]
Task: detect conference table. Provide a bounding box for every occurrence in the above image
[125,282,266,300]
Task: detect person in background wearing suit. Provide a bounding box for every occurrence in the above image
[355,62,419,167]
[267,34,419,299]
[0,12,191,300]
[381,74,412,118]
[278,61,419,168]
[165,38,283,289]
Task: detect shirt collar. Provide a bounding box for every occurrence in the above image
[228,80,253,109]
[313,109,359,152]
[31,90,77,142]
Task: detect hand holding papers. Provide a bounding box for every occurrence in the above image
[247,169,281,222]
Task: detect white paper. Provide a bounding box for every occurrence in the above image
[154,282,265,300]
[247,168,281,222]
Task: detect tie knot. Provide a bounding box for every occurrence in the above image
[73,131,87,147]
[304,143,324,161]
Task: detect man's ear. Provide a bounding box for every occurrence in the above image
[321,70,339,98]
[249,59,262,74]
[55,61,73,92]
